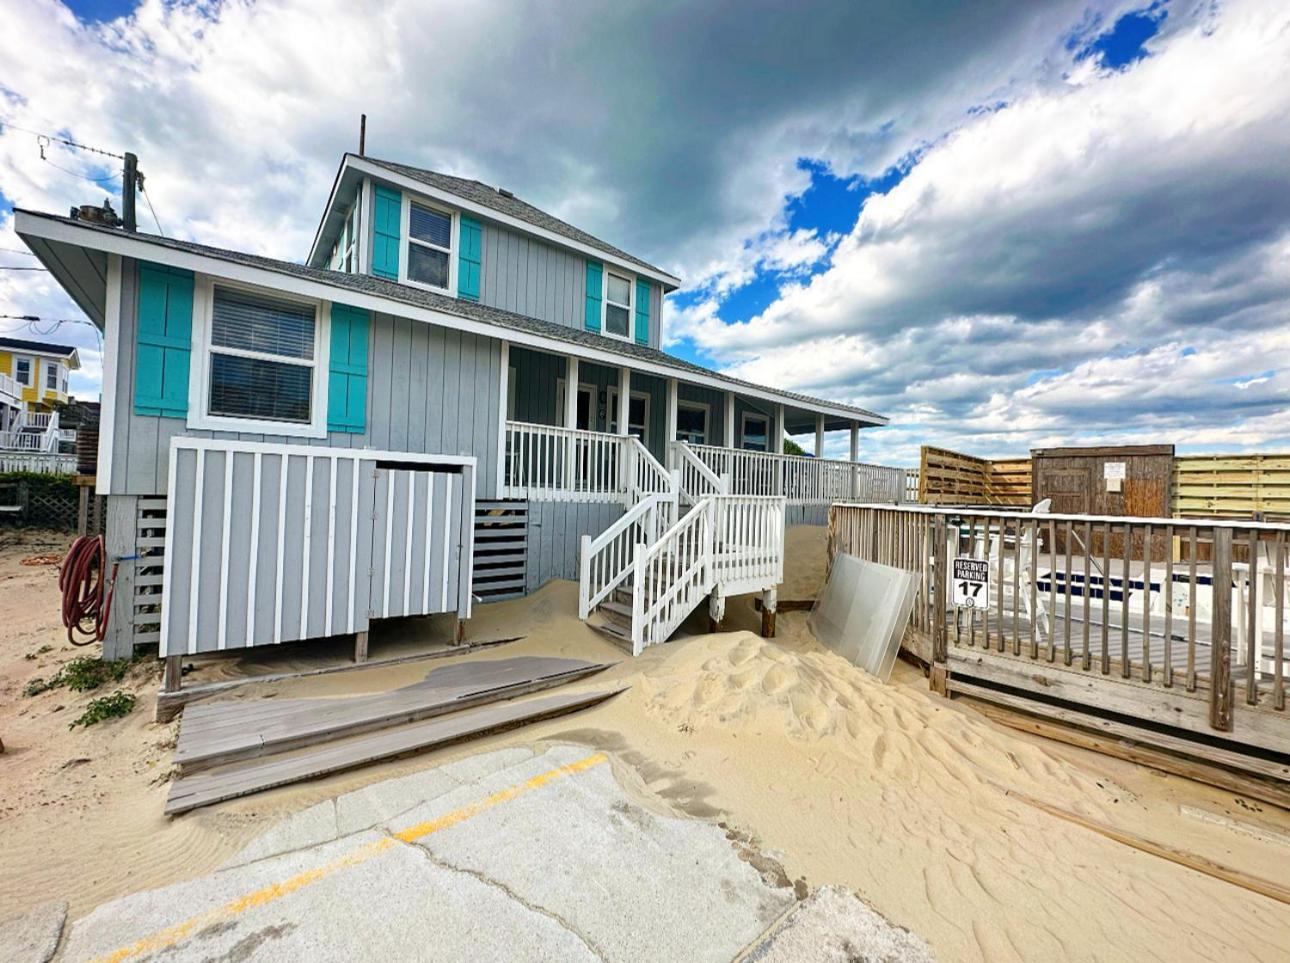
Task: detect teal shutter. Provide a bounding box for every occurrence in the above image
[584,261,603,332]
[327,304,370,433]
[134,262,193,418]
[634,279,650,345]
[372,186,401,280]
[458,215,482,301]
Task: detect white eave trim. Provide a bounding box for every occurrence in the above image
[14,211,886,428]
[346,156,682,290]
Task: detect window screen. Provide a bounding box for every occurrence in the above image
[208,285,317,425]
[407,203,453,290]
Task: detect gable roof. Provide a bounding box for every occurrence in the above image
[362,156,674,280]
[0,335,80,365]
[15,209,886,427]
[311,154,681,290]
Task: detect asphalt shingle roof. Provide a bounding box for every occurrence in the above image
[16,210,885,424]
[360,156,676,282]
[0,335,78,357]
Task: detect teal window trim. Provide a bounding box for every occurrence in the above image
[134,262,194,419]
[327,303,370,433]
[634,279,650,345]
[457,215,482,301]
[584,260,603,332]
[372,185,402,280]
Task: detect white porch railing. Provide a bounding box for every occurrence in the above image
[682,442,905,504]
[502,420,671,504]
[668,440,727,502]
[0,372,19,402]
[26,412,55,430]
[0,451,77,474]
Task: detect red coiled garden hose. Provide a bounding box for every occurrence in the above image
[59,534,119,646]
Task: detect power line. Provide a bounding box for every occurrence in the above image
[0,121,124,160]
[0,266,48,271]
[0,248,36,256]
[141,182,165,237]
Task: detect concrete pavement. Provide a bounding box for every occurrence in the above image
[61,745,796,962]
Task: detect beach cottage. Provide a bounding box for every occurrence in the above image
[15,152,897,662]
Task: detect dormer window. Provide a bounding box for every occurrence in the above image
[404,202,454,292]
[332,203,360,274]
[603,272,633,340]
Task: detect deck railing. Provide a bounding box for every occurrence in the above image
[502,421,670,504]
[682,442,905,504]
[828,503,1290,754]
[0,372,19,401]
[668,440,727,502]
[0,410,60,454]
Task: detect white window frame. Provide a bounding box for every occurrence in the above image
[14,356,31,386]
[607,386,650,439]
[45,361,58,391]
[675,399,709,445]
[601,269,635,342]
[399,194,458,296]
[742,410,770,452]
[60,367,68,394]
[187,276,331,438]
[555,377,594,431]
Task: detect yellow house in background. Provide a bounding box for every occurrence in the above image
[0,336,81,412]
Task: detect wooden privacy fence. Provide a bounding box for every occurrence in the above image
[1172,453,1290,521]
[917,446,1031,506]
[828,503,1290,770]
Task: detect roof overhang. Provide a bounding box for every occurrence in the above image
[310,155,682,291]
[16,211,885,428]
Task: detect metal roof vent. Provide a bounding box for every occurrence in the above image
[495,187,514,198]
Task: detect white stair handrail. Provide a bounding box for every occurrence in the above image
[670,441,726,501]
[579,491,676,619]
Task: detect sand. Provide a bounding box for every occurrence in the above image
[2,525,1289,961]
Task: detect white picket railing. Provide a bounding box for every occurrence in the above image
[501,420,672,505]
[0,451,77,474]
[578,491,677,619]
[26,412,56,430]
[0,372,19,401]
[682,442,905,504]
[668,440,727,502]
[0,410,60,454]
[629,494,787,654]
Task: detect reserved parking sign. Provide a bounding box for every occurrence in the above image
[952,557,990,608]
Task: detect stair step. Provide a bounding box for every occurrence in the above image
[592,619,633,643]
[599,600,633,623]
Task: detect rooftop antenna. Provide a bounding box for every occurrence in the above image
[359,114,366,157]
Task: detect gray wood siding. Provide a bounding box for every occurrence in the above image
[110,259,504,499]
[677,384,730,447]
[525,501,624,593]
[479,222,663,349]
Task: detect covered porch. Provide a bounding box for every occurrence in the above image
[495,344,901,506]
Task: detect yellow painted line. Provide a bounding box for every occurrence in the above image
[95,752,608,963]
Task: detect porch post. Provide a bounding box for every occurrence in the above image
[815,414,825,458]
[849,422,860,500]
[496,340,509,497]
[617,367,631,435]
[564,355,580,489]
[774,404,784,454]
[564,356,580,428]
[666,377,678,447]
[724,391,735,448]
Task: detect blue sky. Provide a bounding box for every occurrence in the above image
[2,0,1288,466]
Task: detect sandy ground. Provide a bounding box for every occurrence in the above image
[2,525,1290,960]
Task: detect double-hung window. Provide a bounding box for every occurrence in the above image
[603,272,633,339]
[405,202,454,292]
[15,358,30,386]
[333,203,360,273]
[194,282,325,435]
[45,363,58,391]
[608,388,649,441]
[742,412,770,452]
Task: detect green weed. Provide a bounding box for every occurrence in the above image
[70,690,136,729]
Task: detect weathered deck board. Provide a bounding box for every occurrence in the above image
[165,688,623,815]
[175,657,613,770]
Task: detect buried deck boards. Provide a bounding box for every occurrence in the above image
[175,657,612,771]
[165,688,623,815]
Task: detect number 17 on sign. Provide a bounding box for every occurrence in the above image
[952,557,990,609]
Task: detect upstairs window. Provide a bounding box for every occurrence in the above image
[46,363,58,391]
[405,202,453,291]
[603,272,632,339]
[205,285,318,426]
[14,357,31,386]
[333,203,360,274]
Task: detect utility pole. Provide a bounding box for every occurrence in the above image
[359,114,367,157]
[122,152,138,232]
